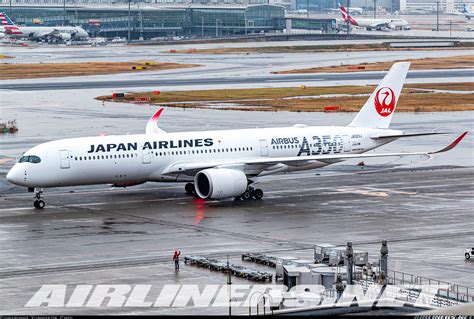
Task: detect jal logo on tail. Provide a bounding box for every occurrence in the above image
[374,87,396,117]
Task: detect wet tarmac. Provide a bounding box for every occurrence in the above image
[1,44,472,94]
[1,69,472,91]
[2,45,473,88]
[0,166,473,315]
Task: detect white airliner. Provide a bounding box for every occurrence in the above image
[296,9,308,15]
[329,6,364,15]
[464,4,474,19]
[6,62,467,209]
[0,11,88,41]
[339,4,410,30]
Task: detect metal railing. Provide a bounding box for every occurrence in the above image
[387,269,474,304]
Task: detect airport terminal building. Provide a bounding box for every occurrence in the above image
[0,1,344,39]
[0,4,291,38]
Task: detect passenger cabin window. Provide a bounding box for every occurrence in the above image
[19,155,41,164]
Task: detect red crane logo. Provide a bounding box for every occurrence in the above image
[374,87,396,117]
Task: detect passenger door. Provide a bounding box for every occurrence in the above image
[59,150,70,169]
[259,139,269,156]
[142,148,152,164]
[342,135,351,152]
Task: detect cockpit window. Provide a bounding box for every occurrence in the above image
[19,155,41,164]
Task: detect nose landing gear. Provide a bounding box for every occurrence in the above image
[33,188,45,209]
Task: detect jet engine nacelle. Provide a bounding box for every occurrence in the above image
[194,168,247,199]
[60,33,72,40]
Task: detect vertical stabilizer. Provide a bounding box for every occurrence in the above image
[348,62,410,129]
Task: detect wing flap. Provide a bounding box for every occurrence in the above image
[34,30,54,38]
[370,132,449,139]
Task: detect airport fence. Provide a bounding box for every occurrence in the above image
[387,269,474,304]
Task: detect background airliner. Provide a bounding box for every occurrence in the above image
[464,4,474,19]
[339,4,410,30]
[0,11,88,41]
[7,62,467,209]
[329,6,364,15]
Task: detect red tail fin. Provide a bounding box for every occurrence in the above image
[339,5,358,25]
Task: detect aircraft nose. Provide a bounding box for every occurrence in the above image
[6,165,23,186]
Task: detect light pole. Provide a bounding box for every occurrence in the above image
[244,12,247,35]
[436,1,440,31]
[226,256,232,316]
[63,0,66,26]
[128,0,131,43]
[73,0,78,24]
[346,0,350,35]
[215,19,220,38]
[139,7,143,41]
[373,0,377,19]
[201,16,204,38]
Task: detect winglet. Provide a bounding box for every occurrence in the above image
[430,132,468,154]
[145,108,166,134]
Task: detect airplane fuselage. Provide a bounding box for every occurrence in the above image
[349,18,409,29]
[6,25,88,39]
[7,126,399,188]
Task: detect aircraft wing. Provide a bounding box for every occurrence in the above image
[33,29,69,39]
[32,29,59,38]
[368,21,390,28]
[162,132,467,176]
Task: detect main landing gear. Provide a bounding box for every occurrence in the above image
[33,188,45,209]
[185,183,196,196]
[237,185,264,201]
[184,182,264,200]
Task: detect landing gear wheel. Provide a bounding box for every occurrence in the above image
[242,191,252,201]
[466,253,471,260]
[34,200,45,209]
[253,189,264,200]
[185,183,195,195]
[33,188,45,209]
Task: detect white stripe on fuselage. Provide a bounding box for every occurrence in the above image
[16,126,399,188]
